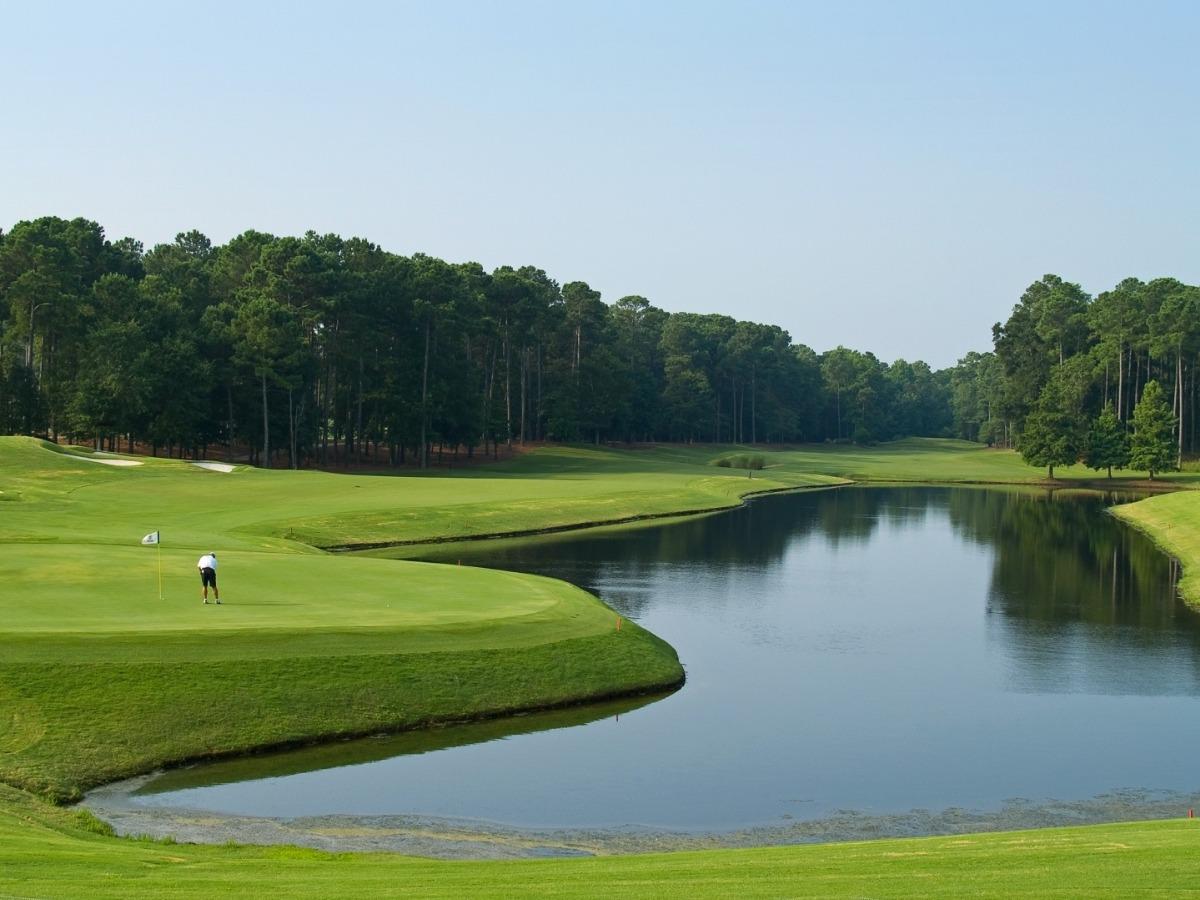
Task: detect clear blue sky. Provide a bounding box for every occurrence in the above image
[3,1,1198,367]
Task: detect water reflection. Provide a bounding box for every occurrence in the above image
[118,487,1200,830]
[135,693,666,796]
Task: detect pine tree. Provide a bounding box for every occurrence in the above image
[1129,380,1176,479]
[1019,378,1084,480]
[1084,402,1129,478]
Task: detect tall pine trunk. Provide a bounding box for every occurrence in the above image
[751,367,757,444]
[420,318,430,469]
[504,326,511,447]
[520,345,527,443]
[261,371,270,469]
[1116,342,1124,420]
[356,355,364,464]
[226,383,235,462]
[1177,345,1184,468]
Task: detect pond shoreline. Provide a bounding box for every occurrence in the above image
[83,779,1200,860]
[322,481,846,552]
[1110,493,1198,608]
[322,476,1185,553]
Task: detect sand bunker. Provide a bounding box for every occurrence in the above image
[191,461,236,473]
[71,456,143,467]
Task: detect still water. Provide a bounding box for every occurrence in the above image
[126,487,1200,831]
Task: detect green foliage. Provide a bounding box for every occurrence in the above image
[1084,403,1129,476]
[713,454,766,470]
[1019,373,1085,478]
[950,351,1006,444]
[1129,380,1176,478]
[1,216,955,461]
[978,417,1005,447]
[985,272,1200,466]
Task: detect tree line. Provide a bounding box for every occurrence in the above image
[0,216,953,466]
[3,218,1190,476]
[949,273,1197,477]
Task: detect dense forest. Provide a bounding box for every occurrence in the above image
[0,217,1195,472]
[0,217,951,466]
[953,274,1198,476]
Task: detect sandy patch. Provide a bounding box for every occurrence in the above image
[191,461,236,473]
[70,456,143,467]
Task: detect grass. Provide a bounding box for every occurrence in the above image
[0,436,686,799]
[4,432,1200,895]
[2,782,1199,898]
[1113,489,1200,608]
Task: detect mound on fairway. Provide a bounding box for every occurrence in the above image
[0,437,683,799]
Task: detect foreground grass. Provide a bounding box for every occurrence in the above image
[2,783,1198,898]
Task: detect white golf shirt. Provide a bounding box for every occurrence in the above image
[197,554,217,571]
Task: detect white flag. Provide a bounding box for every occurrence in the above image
[141,531,160,545]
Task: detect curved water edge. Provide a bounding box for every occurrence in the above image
[322,481,844,552]
[83,785,1200,859]
[84,485,1200,856]
[1109,497,1198,610]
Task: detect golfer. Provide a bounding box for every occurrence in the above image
[198,552,220,604]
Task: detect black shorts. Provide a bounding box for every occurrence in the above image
[200,567,217,588]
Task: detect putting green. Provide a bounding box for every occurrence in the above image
[2,545,610,638]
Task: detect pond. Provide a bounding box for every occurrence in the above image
[93,487,1200,847]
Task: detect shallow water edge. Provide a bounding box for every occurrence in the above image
[83,781,1200,860]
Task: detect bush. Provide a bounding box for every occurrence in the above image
[713,454,766,470]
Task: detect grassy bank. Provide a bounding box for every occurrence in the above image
[2,783,1198,898]
[1113,490,1200,608]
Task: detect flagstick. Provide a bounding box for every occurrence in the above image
[157,540,163,601]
